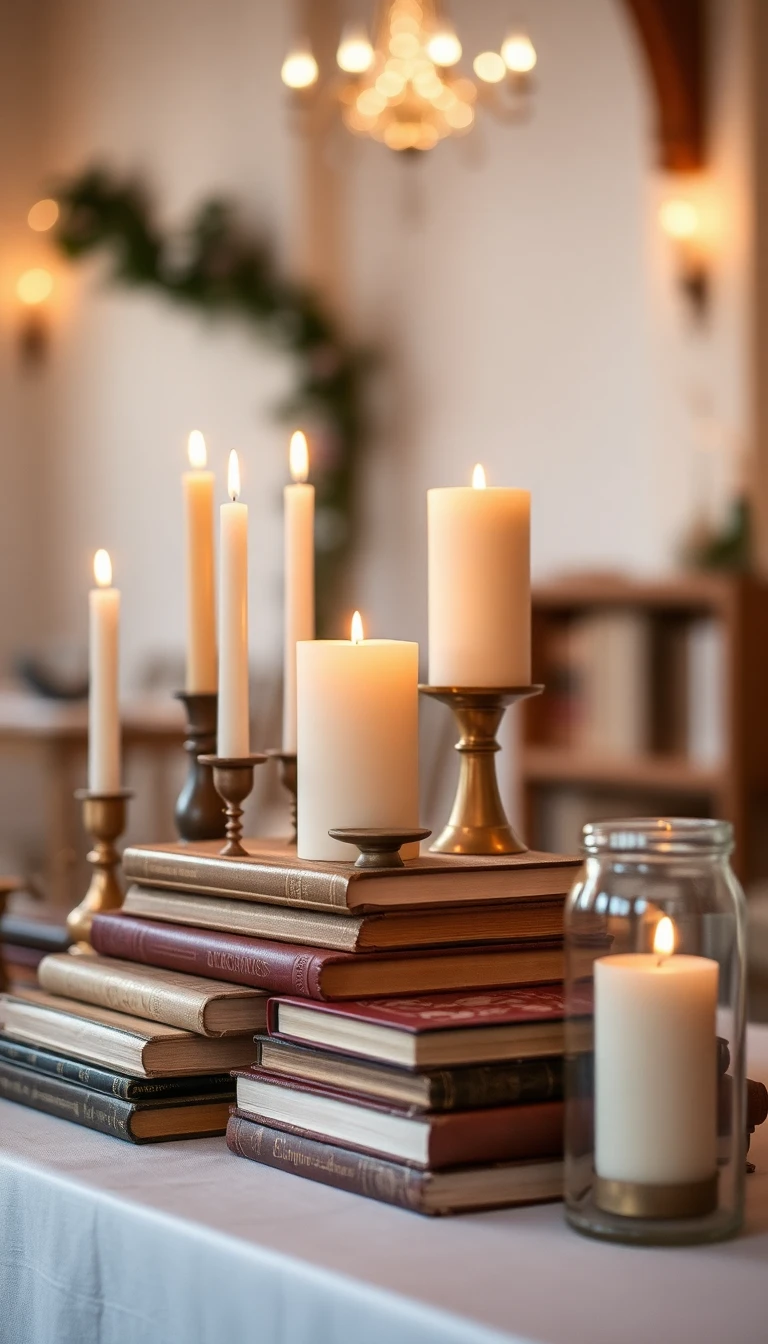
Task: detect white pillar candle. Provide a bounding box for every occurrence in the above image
[88,549,121,792]
[283,431,315,751]
[217,450,250,757]
[182,430,217,694]
[428,464,530,686]
[297,613,419,861]
[595,917,719,1186]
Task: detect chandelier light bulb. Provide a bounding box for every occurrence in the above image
[501,33,537,74]
[472,51,506,84]
[659,198,699,241]
[281,46,319,90]
[337,26,375,74]
[426,27,462,67]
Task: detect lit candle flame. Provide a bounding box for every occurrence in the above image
[351,610,364,644]
[654,916,675,961]
[188,430,207,469]
[93,549,112,588]
[289,430,309,483]
[228,450,241,502]
[472,463,486,489]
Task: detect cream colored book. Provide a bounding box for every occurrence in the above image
[37,954,267,1036]
[0,990,259,1077]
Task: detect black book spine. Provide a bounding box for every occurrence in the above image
[428,1057,564,1110]
[0,1037,233,1100]
[0,1058,139,1142]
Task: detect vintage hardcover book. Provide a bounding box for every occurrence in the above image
[234,1068,564,1168]
[0,1035,234,1100]
[37,952,267,1036]
[227,1112,564,1216]
[89,915,562,999]
[121,884,565,952]
[268,987,565,1068]
[0,990,258,1077]
[122,839,581,913]
[253,1035,563,1112]
[0,1058,231,1141]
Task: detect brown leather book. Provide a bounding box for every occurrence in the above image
[227,1113,564,1215]
[233,1068,564,1168]
[37,953,268,1036]
[122,884,565,952]
[90,913,563,1000]
[122,839,581,913]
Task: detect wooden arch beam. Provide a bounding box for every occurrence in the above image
[621,0,706,171]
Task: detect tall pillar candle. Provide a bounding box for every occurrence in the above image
[595,917,719,1187]
[182,430,217,693]
[217,450,250,757]
[88,549,121,792]
[428,465,530,686]
[297,614,419,861]
[283,430,315,751]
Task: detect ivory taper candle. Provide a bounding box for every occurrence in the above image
[182,430,217,694]
[217,450,250,757]
[88,549,121,792]
[595,917,719,1187]
[297,613,419,861]
[283,430,315,752]
[428,464,530,686]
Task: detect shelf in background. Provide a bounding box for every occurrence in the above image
[520,745,722,794]
[530,573,734,614]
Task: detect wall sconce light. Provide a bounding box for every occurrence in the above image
[16,267,53,366]
[659,196,709,318]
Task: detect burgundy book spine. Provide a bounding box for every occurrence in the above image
[90,913,338,999]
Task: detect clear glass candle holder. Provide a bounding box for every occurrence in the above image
[564,817,746,1246]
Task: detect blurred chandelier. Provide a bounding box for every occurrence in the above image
[281,0,537,154]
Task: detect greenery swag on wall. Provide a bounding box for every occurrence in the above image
[53,167,368,633]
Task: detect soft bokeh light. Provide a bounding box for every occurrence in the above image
[426,28,462,67]
[281,48,319,90]
[472,463,487,489]
[187,430,207,469]
[228,449,241,500]
[473,51,506,84]
[16,268,53,305]
[289,430,309,483]
[659,198,700,241]
[93,549,112,587]
[501,34,537,74]
[654,916,676,958]
[351,610,364,643]
[27,198,59,232]
[337,27,374,74]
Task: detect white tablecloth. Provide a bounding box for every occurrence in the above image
[2,1029,768,1344]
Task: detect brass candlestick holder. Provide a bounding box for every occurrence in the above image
[265,749,298,845]
[198,754,267,858]
[174,691,226,842]
[419,685,543,855]
[67,789,133,950]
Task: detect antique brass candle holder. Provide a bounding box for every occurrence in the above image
[198,754,267,858]
[174,691,226,842]
[265,749,298,845]
[418,685,543,855]
[67,789,133,950]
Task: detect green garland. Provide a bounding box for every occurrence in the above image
[52,167,369,633]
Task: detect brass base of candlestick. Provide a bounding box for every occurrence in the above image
[593,1173,719,1221]
[265,750,298,846]
[328,827,432,869]
[174,692,226,842]
[199,755,267,858]
[67,790,133,950]
[419,685,543,855]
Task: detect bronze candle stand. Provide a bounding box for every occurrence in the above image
[198,754,267,858]
[265,749,298,845]
[174,691,226,842]
[418,685,543,855]
[67,789,133,950]
[328,827,432,869]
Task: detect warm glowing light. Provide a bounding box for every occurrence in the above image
[337,26,375,74]
[187,430,207,469]
[289,430,309,483]
[427,28,462,67]
[473,51,506,83]
[659,199,699,241]
[389,31,420,60]
[228,449,241,501]
[445,101,474,130]
[351,610,364,644]
[281,47,319,90]
[16,268,53,306]
[93,549,112,588]
[501,33,537,74]
[472,463,487,489]
[377,69,406,98]
[27,198,59,232]
[357,88,387,118]
[654,916,676,960]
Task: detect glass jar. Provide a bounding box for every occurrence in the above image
[564,817,746,1245]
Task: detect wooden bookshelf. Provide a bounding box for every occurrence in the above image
[517,574,768,885]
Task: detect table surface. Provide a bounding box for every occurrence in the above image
[2,1030,768,1344]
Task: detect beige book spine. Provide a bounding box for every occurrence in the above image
[123,848,352,910]
[38,956,214,1035]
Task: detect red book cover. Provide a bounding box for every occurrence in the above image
[267,985,565,1035]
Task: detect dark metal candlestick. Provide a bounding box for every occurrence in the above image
[68,789,133,950]
[328,827,432,869]
[265,749,298,845]
[174,691,226,842]
[198,754,267,858]
[418,685,543,855]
